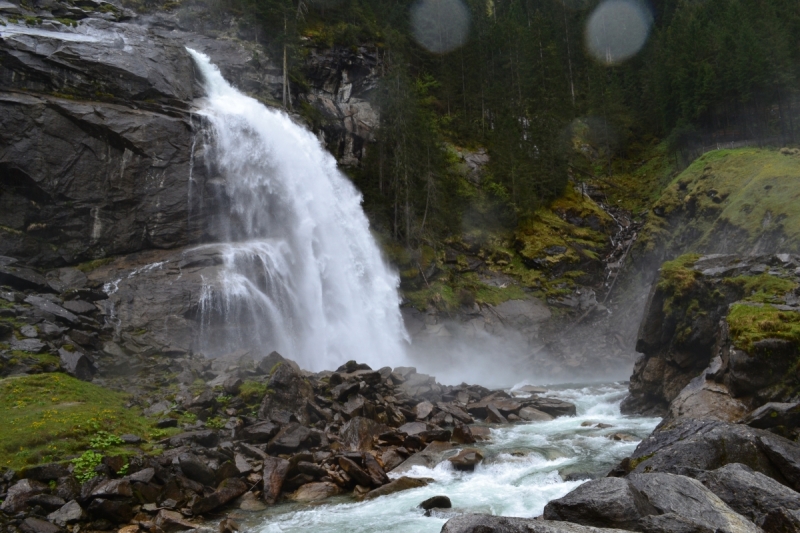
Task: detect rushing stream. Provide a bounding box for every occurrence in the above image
[183,50,660,533]
[230,383,659,533]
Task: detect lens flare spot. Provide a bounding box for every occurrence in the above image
[585,0,653,65]
[411,0,471,54]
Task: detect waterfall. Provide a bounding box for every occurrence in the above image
[187,49,408,371]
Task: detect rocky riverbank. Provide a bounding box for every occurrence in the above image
[437,252,800,533]
[0,256,581,532]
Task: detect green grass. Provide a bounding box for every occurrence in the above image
[656,253,702,312]
[727,304,800,353]
[0,373,168,469]
[724,274,798,304]
[604,142,678,214]
[238,381,267,404]
[640,148,800,255]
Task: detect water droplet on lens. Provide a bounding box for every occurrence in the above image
[585,0,653,65]
[411,0,471,54]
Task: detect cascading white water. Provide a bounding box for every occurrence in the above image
[188,49,408,371]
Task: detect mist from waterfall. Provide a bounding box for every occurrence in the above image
[188,49,408,372]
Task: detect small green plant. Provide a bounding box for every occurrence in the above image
[205,417,226,429]
[239,381,268,404]
[149,428,168,440]
[117,462,129,476]
[89,431,123,449]
[72,450,103,483]
[217,395,232,407]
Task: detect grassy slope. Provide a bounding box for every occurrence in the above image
[0,373,166,469]
[641,148,800,256]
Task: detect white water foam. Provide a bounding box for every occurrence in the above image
[187,49,408,371]
[243,383,659,533]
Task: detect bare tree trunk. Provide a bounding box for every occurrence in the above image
[563,0,576,108]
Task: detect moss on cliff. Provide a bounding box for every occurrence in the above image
[656,253,702,314]
[728,304,800,353]
[639,148,800,256]
[724,274,798,304]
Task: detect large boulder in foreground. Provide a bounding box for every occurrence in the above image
[544,473,758,533]
[542,477,655,530]
[612,418,800,492]
[698,463,800,528]
[441,514,629,533]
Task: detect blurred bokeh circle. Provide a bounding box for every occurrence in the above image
[585,0,653,65]
[411,0,471,54]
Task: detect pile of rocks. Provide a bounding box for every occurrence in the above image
[0,259,107,380]
[1,320,577,533]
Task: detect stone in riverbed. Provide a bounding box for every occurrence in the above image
[415,401,435,420]
[452,420,476,444]
[363,476,433,500]
[26,494,65,512]
[155,509,198,532]
[740,402,800,431]
[289,482,341,502]
[618,418,800,490]
[448,449,483,471]
[420,495,451,510]
[518,407,554,422]
[191,477,248,515]
[87,498,134,523]
[338,456,372,487]
[380,449,405,472]
[339,416,390,452]
[525,397,577,417]
[61,299,96,315]
[179,453,216,487]
[393,441,453,474]
[469,426,492,441]
[441,514,631,532]
[628,473,758,533]
[24,295,79,324]
[268,422,316,453]
[363,452,390,486]
[262,457,290,505]
[398,421,428,436]
[485,404,508,424]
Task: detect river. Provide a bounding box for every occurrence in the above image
[227,382,659,533]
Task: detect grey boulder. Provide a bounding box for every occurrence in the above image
[441,514,631,533]
[699,463,800,527]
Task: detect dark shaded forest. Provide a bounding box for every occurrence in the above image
[221,0,800,242]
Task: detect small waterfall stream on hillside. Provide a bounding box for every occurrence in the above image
[188,49,408,371]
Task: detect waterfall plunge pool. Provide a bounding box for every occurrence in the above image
[228,383,659,533]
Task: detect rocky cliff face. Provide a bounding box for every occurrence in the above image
[0,0,388,360]
[0,0,382,269]
[623,253,800,420]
